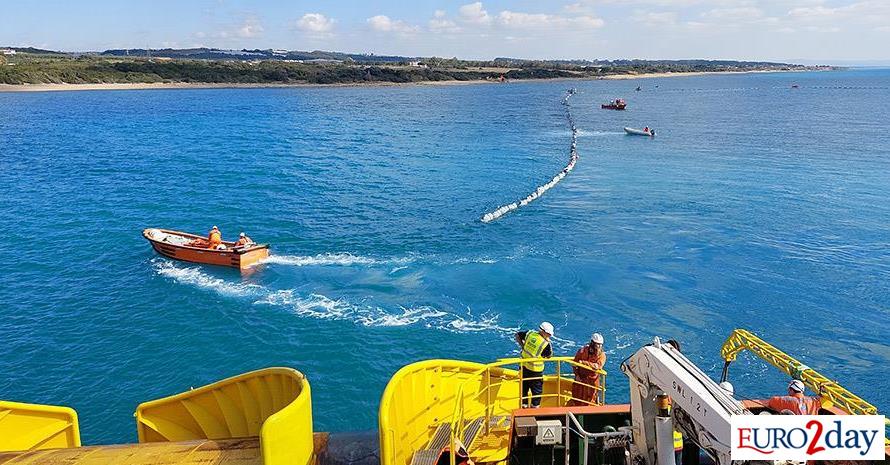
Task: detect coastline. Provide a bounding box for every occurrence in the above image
[0,69,813,93]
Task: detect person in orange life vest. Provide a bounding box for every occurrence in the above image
[767,379,822,415]
[569,332,606,406]
[235,232,253,247]
[208,226,222,249]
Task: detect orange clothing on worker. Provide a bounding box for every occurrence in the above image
[767,392,821,415]
[235,234,253,247]
[208,227,222,249]
[569,342,606,406]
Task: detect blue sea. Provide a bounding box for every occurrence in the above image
[1,69,888,445]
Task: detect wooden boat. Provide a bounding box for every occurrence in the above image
[601,98,626,110]
[624,127,655,136]
[142,228,269,269]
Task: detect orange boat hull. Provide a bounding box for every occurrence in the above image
[143,229,269,269]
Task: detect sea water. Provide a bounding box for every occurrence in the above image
[1,69,888,444]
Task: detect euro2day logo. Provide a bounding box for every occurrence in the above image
[731,415,886,460]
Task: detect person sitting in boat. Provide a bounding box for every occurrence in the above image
[235,232,254,247]
[767,380,822,415]
[208,226,223,249]
[644,126,650,133]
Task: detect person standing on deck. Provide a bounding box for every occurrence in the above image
[207,226,222,249]
[767,380,822,414]
[515,322,554,408]
[569,333,606,406]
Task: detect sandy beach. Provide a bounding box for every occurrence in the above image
[0,69,807,93]
[601,69,807,80]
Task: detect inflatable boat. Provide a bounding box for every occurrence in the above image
[624,127,655,137]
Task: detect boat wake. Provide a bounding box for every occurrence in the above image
[481,89,580,223]
[154,260,266,297]
[260,253,414,267]
[152,259,517,336]
[576,130,624,137]
[259,252,499,268]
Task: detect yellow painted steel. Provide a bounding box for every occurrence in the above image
[721,328,889,446]
[378,357,606,465]
[0,401,80,452]
[136,367,314,465]
[1,367,313,465]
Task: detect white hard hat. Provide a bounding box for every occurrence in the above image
[539,322,554,336]
[212,225,218,229]
[719,381,734,394]
[240,232,246,237]
[789,380,805,393]
[591,333,604,344]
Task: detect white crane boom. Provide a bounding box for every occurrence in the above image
[621,337,750,465]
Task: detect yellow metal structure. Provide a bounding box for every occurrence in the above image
[136,367,314,465]
[379,357,606,465]
[0,401,80,452]
[0,367,314,465]
[721,328,889,446]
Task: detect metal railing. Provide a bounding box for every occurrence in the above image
[448,357,607,465]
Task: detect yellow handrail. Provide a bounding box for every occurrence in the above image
[448,356,607,465]
[721,329,889,446]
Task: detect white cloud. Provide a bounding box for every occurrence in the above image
[367,15,420,33]
[236,17,263,38]
[497,10,604,29]
[429,17,461,33]
[701,7,763,21]
[563,2,593,14]
[296,13,335,33]
[571,15,606,28]
[459,2,492,25]
[633,11,678,27]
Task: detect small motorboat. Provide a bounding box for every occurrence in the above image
[601,98,627,110]
[635,86,642,92]
[143,228,270,269]
[624,127,656,137]
[791,84,800,89]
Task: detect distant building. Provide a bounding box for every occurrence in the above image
[272,49,288,56]
[0,49,16,55]
[408,61,427,68]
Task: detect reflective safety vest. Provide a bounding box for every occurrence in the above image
[673,430,683,451]
[520,330,549,372]
[209,230,221,245]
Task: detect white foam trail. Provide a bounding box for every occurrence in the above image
[153,259,516,336]
[482,89,580,223]
[260,253,413,267]
[152,260,265,297]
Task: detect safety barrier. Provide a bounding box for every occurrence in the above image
[448,356,606,465]
[0,401,80,452]
[482,89,580,222]
[136,367,314,465]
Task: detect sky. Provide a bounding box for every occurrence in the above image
[2,0,889,63]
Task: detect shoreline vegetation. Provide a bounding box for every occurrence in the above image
[0,46,833,92]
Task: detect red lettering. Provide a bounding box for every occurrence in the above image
[805,420,826,455]
[738,428,774,455]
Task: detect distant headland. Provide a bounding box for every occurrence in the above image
[0,46,834,91]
